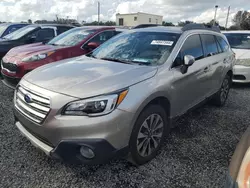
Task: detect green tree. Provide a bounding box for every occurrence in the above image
[232,10,250,30]
[162,21,175,26]
[28,19,32,24]
[178,20,194,27]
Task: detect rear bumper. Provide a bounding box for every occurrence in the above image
[233,65,250,83]
[15,119,128,164]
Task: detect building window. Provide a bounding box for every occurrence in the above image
[134,17,137,21]
[156,19,158,24]
[149,18,151,23]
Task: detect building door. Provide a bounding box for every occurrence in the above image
[119,18,124,26]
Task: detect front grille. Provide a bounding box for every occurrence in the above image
[1,60,18,72]
[15,86,51,124]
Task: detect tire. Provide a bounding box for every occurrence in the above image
[211,74,231,107]
[127,105,169,166]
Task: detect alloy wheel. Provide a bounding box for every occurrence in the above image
[136,114,164,157]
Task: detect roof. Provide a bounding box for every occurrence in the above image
[116,12,163,17]
[31,24,74,27]
[133,26,183,34]
[78,26,115,30]
[223,30,250,34]
[0,23,29,26]
[133,25,224,36]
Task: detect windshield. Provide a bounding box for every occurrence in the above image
[0,25,8,36]
[91,31,180,66]
[224,33,250,49]
[48,28,96,46]
[4,25,38,40]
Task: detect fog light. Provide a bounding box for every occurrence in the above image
[80,146,95,159]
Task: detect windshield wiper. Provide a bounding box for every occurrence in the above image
[100,57,133,64]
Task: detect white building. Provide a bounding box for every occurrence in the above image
[116,12,163,27]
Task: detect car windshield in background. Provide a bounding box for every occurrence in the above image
[4,25,38,40]
[48,28,96,46]
[0,25,8,36]
[224,33,250,49]
[91,31,180,66]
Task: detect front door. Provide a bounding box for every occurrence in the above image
[170,34,209,117]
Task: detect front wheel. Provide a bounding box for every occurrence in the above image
[211,74,231,106]
[127,105,169,166]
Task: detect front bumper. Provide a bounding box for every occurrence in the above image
[15,119,129,164]
[233,65,250,83]
[1,73,20,89]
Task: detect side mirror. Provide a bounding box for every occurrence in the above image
[26,36,36,43]
[86,42,100,50]
[181,55,195,74]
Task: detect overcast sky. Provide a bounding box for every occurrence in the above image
[1,0,250,26]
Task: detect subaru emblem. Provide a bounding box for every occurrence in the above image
[24,94,32,103]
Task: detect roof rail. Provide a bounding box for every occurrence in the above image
[182,23,221,33]
[132,24,160,29]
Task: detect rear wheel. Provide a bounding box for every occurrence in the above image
[127,105,169,165]
[211,74,231,106]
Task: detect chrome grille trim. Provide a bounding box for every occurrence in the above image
[15,85,51,124]
[18,87,50,105]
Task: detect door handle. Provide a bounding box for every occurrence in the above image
[212,62,219,65]
[204,67,209,72]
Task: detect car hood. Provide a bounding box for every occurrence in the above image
[23,56,158,98]
[232,48,250,59]
[6,43,68,59]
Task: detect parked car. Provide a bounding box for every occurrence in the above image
[224,31,250,83]
[13,24,234,165]
[0,23,29,38]
[0,24,74,61]
[1,26,125,88]
[225,126,250,188]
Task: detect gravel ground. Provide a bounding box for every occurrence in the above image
[0,82,250,188]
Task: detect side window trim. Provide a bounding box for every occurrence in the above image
[80,29,115,49]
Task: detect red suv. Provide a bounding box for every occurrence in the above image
[1,26,125,88]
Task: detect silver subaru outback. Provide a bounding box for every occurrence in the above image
[14,24,235,165]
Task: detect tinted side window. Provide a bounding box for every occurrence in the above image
[201,35,219,56]
[57,27,72,35]
[216,36,229,52]
[88,31,115,44]
[173,35,203,67]
[36,28,55,41]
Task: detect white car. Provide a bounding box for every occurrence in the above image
[224,31,250,83]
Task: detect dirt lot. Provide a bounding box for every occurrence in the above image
[0,82,249,188]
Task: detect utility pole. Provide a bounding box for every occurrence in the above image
[98,1,100,25]
[213,5,219,26]
[225,6,230,30]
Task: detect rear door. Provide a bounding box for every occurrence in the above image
[200,34,224,95]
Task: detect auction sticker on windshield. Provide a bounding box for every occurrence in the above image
[151,40,174,46]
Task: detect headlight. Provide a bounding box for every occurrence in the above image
[236,147,250,188]
[62,89,129,116]
[22,51,55,62]
[236,59,250,66]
